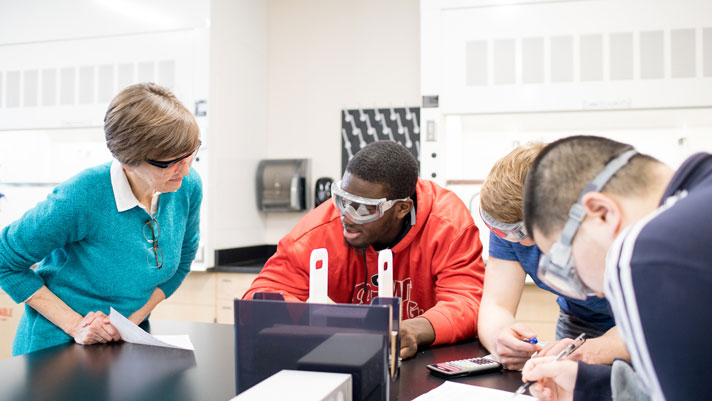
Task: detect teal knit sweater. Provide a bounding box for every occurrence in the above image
[0,162,202,355]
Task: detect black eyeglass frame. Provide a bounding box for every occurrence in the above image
[146,141,201,169]
[144,218,164,269]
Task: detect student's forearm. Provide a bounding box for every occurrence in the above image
[478,257,527,356]
[25,286,83,337]
[128,288,166,325]
[478,303,517,355]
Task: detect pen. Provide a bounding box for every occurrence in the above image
[523,336,540,358]
[512,333,586,398]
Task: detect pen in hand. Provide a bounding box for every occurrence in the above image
[512,333,586,398]
[522,336,540,359]
[522,337,538,345]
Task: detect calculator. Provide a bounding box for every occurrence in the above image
[426,356,502,378]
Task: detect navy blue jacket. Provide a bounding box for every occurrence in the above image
[574,153,712,401]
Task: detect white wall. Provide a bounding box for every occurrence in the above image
[0,1,210,237]
[420,0,712,256]
[207,0,268,258]
[421,0,712,183]
[0,0,420,263]
[0,0,208,44]
[264,0,421,242]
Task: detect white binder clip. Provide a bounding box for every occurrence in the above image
[378,249,394,298]
[308,248,331,303]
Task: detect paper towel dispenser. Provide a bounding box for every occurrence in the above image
[256,159,310,212]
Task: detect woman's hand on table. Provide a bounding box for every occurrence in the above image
[70,311,121,344]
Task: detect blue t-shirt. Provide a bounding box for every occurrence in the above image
[488,232,615,330]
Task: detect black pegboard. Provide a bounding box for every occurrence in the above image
[341,107,420,175]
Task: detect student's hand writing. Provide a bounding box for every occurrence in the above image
[70,311,121,345]
[537,338,582,361]
[538,331,629,365]
[521,357,577,401]
[494,323,542,370]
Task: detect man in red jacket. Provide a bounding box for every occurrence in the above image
[244,141,485,358]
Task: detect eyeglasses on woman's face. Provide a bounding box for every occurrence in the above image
[145,141,201,170]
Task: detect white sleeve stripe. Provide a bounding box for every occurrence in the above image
[604,230,647,387]
[618,219,665,401]
[604,198,680,401]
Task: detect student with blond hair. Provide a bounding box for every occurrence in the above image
[477,143,628,370]
[0,83,202,355]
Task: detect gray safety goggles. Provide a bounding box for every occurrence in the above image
[479,207,528,242]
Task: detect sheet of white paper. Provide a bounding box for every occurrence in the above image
[109,307,194,351]
[153,335,195,350]
[412,381,536,401]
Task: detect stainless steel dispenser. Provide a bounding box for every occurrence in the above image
[256,159,310,212]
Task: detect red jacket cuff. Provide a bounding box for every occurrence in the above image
[421,308,455,345]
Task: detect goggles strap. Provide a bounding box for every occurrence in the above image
[560,149,638,247]
[480,207,522,231]
[582,149,638,201]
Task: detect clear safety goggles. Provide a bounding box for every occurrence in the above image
[479,207,528,242]
[537,149,638,300]
[537,226,592,300]
[331,180,410,224]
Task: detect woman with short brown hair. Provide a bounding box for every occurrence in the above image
[0,83,202,355]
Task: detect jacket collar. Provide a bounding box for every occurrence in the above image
[661,153,712,204]
[110,160,160,215]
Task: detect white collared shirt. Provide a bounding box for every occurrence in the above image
[110,160,160,216]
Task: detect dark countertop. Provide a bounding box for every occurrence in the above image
[0,320,235,401]
[0,320,524,401]
[207,244,277,273]
[208,264,264,273]
[398,339,523,399]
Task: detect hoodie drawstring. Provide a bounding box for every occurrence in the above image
[361,248,369,302]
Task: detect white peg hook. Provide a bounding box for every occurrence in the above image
[309,248,329,303]
[378,249,394,298]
